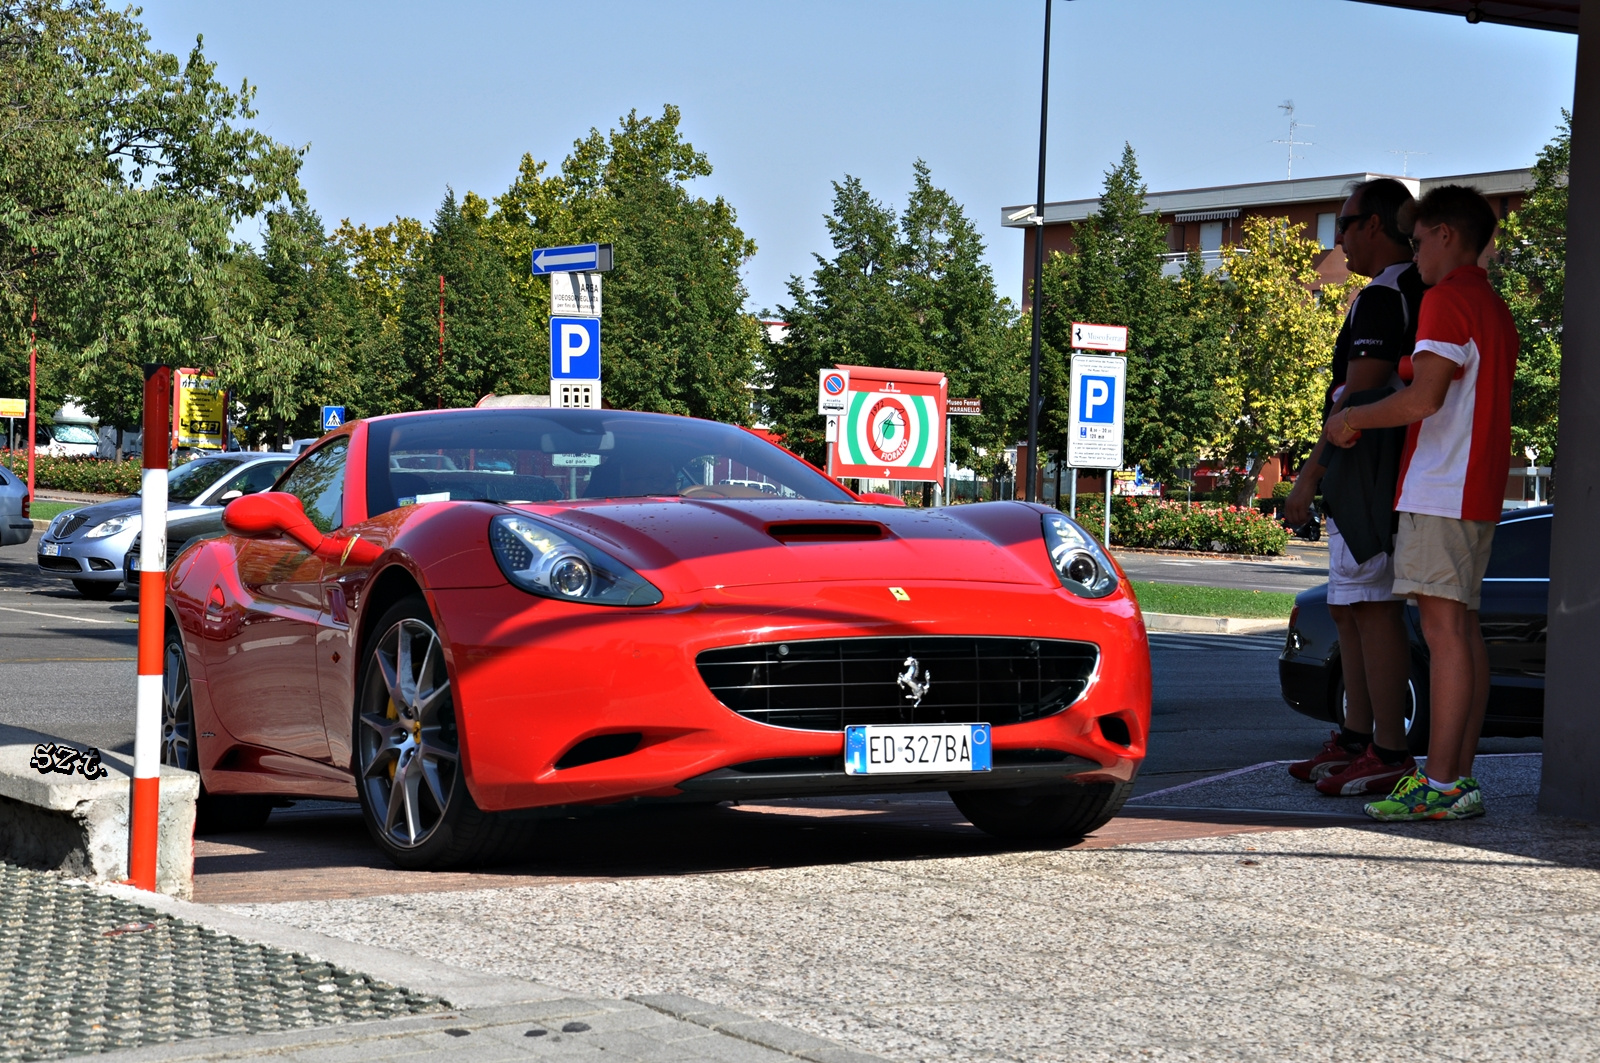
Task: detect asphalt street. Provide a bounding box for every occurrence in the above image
[1115,540,1329,594]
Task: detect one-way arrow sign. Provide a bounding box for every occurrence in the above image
[530,243,614,276]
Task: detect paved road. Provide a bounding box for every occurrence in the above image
[1115,542,1329,594]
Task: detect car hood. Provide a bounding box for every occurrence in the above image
[55,497,215,536]
[522,498,1054,590]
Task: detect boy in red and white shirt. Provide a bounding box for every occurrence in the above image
[1323,185,1518,822]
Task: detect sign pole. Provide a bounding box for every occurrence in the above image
[26,296,38,500]
[1024,0,1052,503]
[130,364,171,893]
[1104,469,1112,547]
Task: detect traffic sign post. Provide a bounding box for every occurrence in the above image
[551,272,601,317]
[530,243,614,276]
[1070,322,1129,352]
[1068,353,1126,545]
[321,406,346,433]
[550,316,602,409]
[817,368,849,415]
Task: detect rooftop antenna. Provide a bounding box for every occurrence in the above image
[1272,100,1313,178]
[1388,148,1430,177]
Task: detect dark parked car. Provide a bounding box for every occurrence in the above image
[1279,506,1549,753]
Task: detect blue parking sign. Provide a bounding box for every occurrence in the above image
[321,406,345,432]
[1078,376,1117,424]
[550,317,601,379]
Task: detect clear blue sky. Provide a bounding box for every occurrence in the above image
[139,0,1576,311]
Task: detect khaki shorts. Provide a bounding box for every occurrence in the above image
[1392,512,1496,610]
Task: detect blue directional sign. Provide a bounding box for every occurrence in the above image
[530,243,614,276]
[550,317,601,379]
[321,406,346,432]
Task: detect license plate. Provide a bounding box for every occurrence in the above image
[129,553,141,571]
[39,542,60,557]
[844,723,991,775]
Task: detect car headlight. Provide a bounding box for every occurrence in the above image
[84,514,138,539]
[489,514,663,607]
[1041,512,1120,599]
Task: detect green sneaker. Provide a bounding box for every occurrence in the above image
[1363,770,1480,821]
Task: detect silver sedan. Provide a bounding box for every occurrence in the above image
[0,463,32,546]
[36,452,291,599]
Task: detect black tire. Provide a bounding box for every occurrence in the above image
[1404,654,1432,755]
[73,579,118,600]
[950,779,1136,841]
[161,627,273,834]
[353,596,527,869]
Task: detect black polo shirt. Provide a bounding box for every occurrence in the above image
[1323,260,1428,422]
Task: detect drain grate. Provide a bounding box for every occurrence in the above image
[0,862,445,1061]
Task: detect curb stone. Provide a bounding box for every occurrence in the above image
[631,994,885,1063]
[1142,612,1287,635]
[96,883,885,1062]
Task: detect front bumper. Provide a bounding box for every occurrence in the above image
[36,535,132,582]
[434,579,1152,812]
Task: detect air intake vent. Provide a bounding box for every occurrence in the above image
[766,521,887,544]
[554,732,642,770]
[697,636,1099,732]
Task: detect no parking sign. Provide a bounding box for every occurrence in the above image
[817,368,849,414]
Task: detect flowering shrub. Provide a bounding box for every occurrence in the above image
[1072,494,1289,556]
[0,453,141,495]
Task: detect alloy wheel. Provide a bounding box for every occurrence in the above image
[357,617,460,849]
[161,639,194,770]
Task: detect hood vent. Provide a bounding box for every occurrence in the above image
[766,521,888,544]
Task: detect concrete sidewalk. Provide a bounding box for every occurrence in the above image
[221,754,1600,1063]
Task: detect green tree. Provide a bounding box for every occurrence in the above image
[767,163,1024,470]
[1210,215,1352,502]
[1492,113,1568,464]
[1035,145,1229,485]
[479,106,761,421]
[0,0,304,434]
[397,190,540,411]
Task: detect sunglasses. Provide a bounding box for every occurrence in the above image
[1335,213,1372,236]
[1409,222,1443,253]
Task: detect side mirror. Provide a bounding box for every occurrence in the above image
[856,492,908,507]
[223,492,324,552]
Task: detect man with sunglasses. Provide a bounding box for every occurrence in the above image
[1285,178,1425,797]
[1323,185,1518,822]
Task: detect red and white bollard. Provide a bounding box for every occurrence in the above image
[129,365,171,892]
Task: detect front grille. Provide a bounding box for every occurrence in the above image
[56,513,90,539]
[696,636,1099,732]
[38,555,81,572]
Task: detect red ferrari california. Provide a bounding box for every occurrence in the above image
[159,407,1151,867]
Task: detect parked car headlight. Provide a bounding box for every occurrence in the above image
[84,514,138,539]
[1041,512,1120,599]
[489,514,662,607]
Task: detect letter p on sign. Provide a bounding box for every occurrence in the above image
[549,316,600,378]
[1080,376,1116,423]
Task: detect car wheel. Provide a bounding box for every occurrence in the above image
[354,597,525,869]
[72,579,118,600]
[950,779,1135,841]
[1330,661,1432,756]
[1404,655,1431,756]
[161,628,273,833]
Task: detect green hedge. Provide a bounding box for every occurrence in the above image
[0,453,141,495]
[1070,494,1289,556]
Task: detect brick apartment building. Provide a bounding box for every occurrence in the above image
[1000,167,1537,501]
[1002,168,1533,305]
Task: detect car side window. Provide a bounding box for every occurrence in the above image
[278,440,347,534]
[1484,516,1550,580]
[217,461,287,500]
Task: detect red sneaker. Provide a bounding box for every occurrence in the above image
[1288,731,1358,782]
[1315,745,1418,796]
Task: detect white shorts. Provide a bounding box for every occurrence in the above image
[1325,517,1398,606]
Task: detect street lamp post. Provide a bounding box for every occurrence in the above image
[1024,0,1053,502]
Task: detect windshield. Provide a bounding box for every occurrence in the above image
[51,425,98,445]
[165,456,241,504]
[365,409,852,517]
